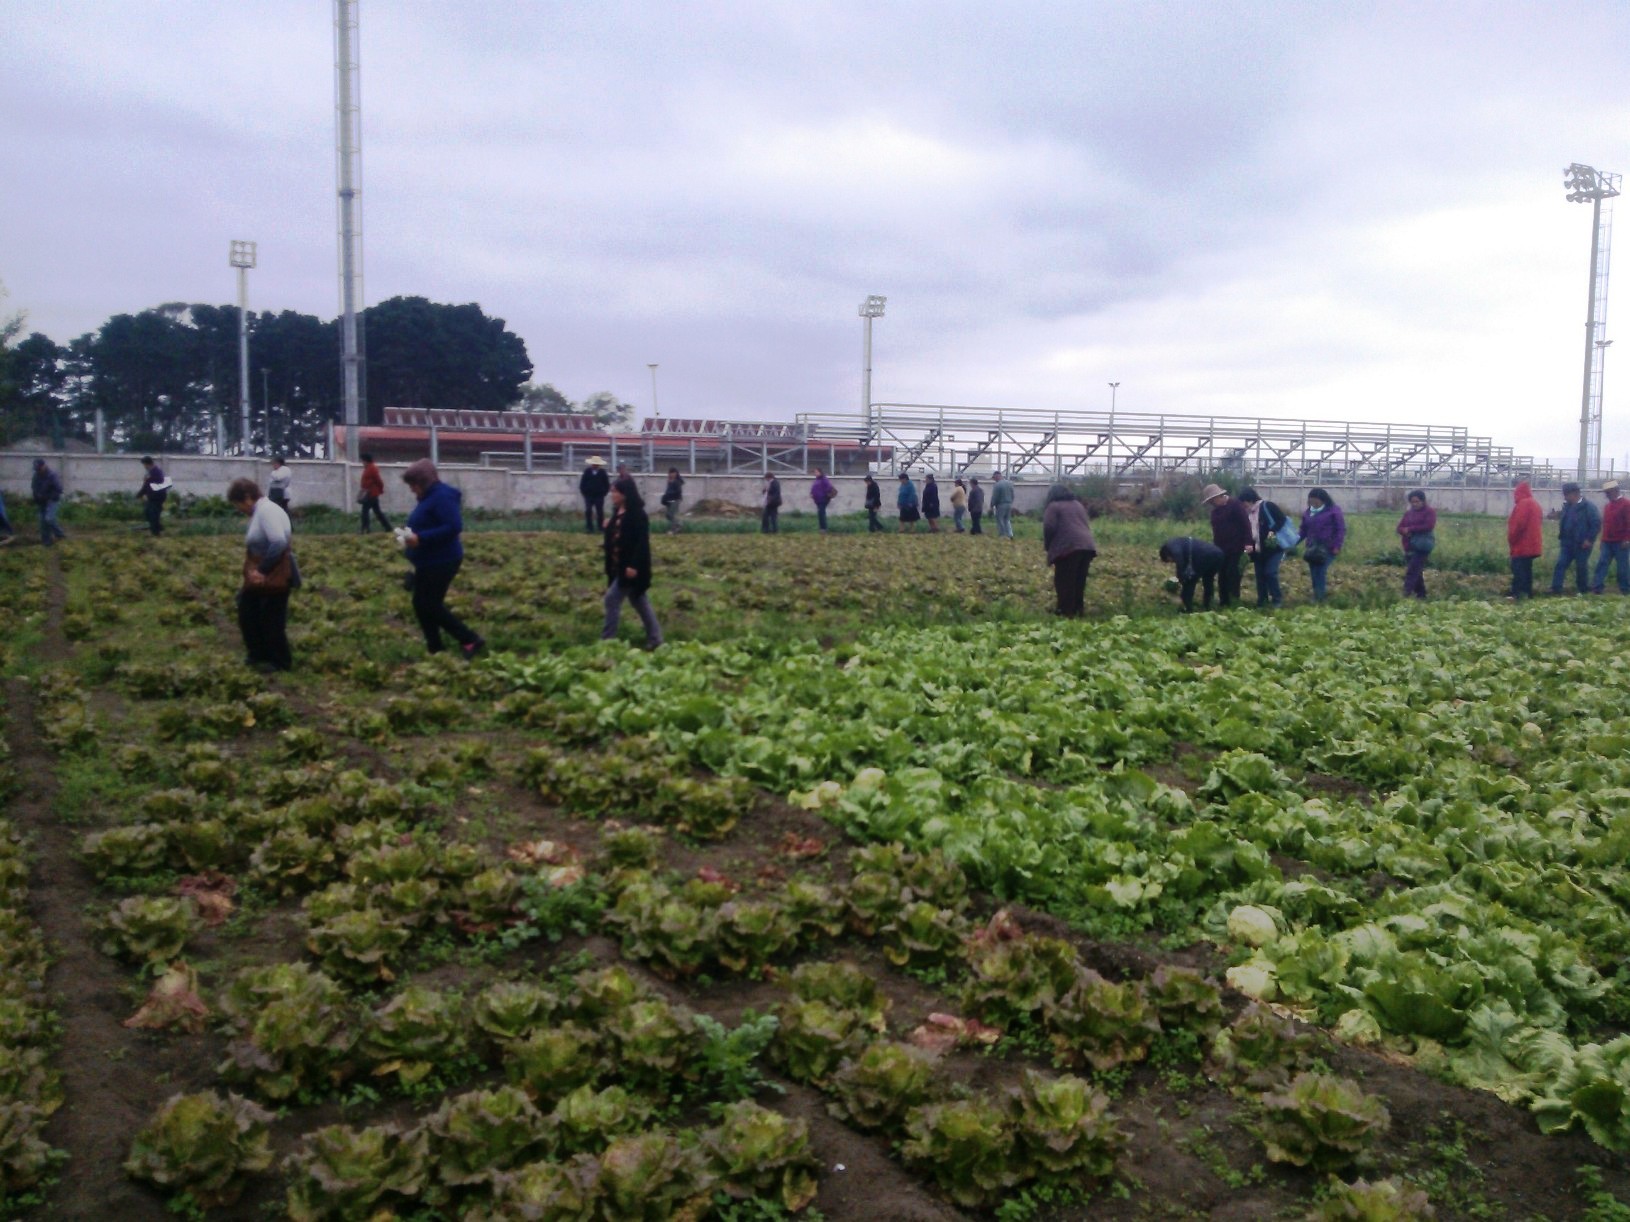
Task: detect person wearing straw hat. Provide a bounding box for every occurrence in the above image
[579,456,611,533]
[1201,483,1250,607]
[1594,480,1630,594]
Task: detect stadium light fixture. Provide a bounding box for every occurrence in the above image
[860,296,886,439]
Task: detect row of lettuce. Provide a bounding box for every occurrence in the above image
[487,600,1630,1149]
[0,684,63,1201]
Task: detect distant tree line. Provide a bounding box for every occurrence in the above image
[0,287,637,454]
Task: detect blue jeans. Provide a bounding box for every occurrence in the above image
[994,504,1013,538]
[1551,541,1593,593]
[1307,558,1332,601]
[953,506,966,531]
[38,501,65,545]
[1594,540,1630,593]
[1251,549,1284,606]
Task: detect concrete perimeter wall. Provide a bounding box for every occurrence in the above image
[0,451,1577,518]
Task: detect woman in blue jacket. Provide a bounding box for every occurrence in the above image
[896,473,920,533]
[401,459,484,659]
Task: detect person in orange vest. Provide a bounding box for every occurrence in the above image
[1506,481,1543,600]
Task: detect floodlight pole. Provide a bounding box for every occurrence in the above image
[648,363,660,421]
[1565,162,1620,481]
[860,295,886,440]
[1107,382,1120,478]
[229,240,257,455]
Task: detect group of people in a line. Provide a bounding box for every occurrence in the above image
[874,469,1017,536]
[1507,478,1629,598]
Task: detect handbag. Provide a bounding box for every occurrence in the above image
[1303,541,1332,565]
[244,549,294,595]
[1409,531,1436,555]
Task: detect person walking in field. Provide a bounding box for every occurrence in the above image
[138,456,170,536]
[760,473,782,534]
[660,468,685,533]
[1300,487,1346,603]
[267,455,293,511]
[950,478,968,532]
[602,476,663,650]
[991,471,1015,538]
[358,452,391,533]
[1507,480,1543,600]
[863,474,884,532]
[1202,484,1251,607]
[0,486,14,545]
[1551,482,1600,596]
[402,459,485,660]
[1237,487,1289,608]
[896,472,920,532]
[579,457,610,533]
[228,477,298,672]
[921,473,941,532]
[1396,489,1437,601]
[30,459,66,546]
[1594,480,1630,594]
[1042,484,1097,617]
[968,478,985,535]
[809,468,836,532]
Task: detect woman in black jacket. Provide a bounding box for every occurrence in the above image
[602,477,663,649]
[863,475,884,532]
[1159,536,1227,612]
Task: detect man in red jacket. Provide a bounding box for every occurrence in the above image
[1595,480,1630,595]
[1506,481,1543,600]
[358,452,391,533]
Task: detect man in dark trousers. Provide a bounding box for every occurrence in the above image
[31,459,66,546]
[1201,484,1251,607]
[1551,481,1601,596]
[138,456,170,535]
[579,457,610,533]
[760,472,782,534]
[1159,537,1227,611]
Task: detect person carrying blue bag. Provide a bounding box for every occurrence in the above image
[1238,487,1290,607]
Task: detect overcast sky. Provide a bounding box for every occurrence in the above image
[4,1,1629,467]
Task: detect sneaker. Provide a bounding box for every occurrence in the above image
[460,639,486,663]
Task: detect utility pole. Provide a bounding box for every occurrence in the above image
[860,295,886,439]
[1564,163,1620,481]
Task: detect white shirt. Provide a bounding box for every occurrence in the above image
[245,496,292,561]
[268,464,293,494]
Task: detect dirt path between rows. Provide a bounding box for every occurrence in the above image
[7,551,181,1220]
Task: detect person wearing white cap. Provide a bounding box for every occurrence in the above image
[1594,480,1630,594]
[579,456,611,533]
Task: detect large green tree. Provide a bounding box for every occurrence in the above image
[361,296,532,416]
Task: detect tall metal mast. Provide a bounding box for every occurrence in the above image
[229,240,257,452]
[334,0,364,456]
[859,295,886,439]
[1565,163,1619,481]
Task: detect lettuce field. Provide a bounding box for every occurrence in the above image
[3,512,1630,1221]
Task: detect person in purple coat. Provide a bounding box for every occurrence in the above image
[1300,487,1347,603]
[1201,484,1251,607]
[1396,489,1437,600]
[809,469,836,533]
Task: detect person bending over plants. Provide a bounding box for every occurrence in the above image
[228,477,298,673]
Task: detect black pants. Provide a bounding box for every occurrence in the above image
[1510,556,1536,599]
[761,506,779,533]
[143,492,165,535]
[237,589,292,671]
[269,490,290,512]
[584,496,604,532]
[1218,551,1244,606]
[1052,551,1093,616]
[411,561,479,653]
[970,510,983,535]
[1180,573,1217,611]
[866,507,883,532]
[359,496,391,532]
